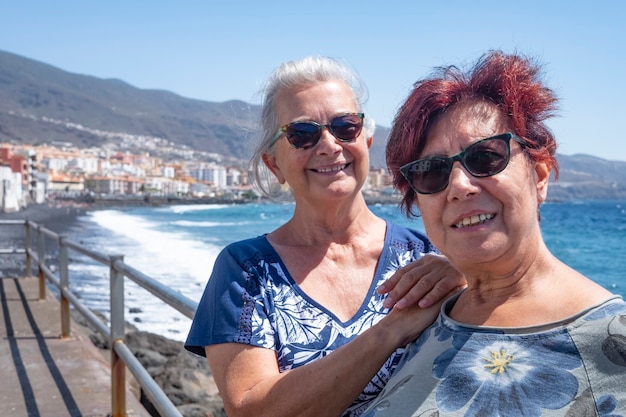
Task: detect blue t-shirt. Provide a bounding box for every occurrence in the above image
[185,221,438,416]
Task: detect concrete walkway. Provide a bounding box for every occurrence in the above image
[0,275,151,417]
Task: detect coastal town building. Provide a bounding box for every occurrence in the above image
[48,172,85,194]
[0,164,24,212]
[0,145,45,211]
[1,140,397,212]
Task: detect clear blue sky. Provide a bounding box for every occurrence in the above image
[2,1,625,161]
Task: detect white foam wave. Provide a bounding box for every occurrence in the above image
[68,209,225,341]
[171,220,252,227]
[87,210,219,287]
[164,204,231,214]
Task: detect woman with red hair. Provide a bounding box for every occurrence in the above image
[364,50,626,416]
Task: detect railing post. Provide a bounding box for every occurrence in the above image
[25,221,32,278]
[58,235,71,339]
[109,255,127,417]
[36,225,46,300]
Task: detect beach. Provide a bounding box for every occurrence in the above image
[0,201,89,234]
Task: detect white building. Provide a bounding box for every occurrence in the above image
[0,165,25,212]
[66,156,99,174]
[193,164,227,188]
[162,165,176,179]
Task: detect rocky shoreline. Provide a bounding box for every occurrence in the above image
[0,203,226,417]
[74,313,226,417]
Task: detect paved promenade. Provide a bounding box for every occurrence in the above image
[0,275,151,417]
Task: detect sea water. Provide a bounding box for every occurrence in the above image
[67,200,626,341]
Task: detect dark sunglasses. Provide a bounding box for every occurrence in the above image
[272,112,364,149]
[400,133,528,195]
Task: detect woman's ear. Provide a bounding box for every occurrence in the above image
[534,161,550,204]
[262,153,285,184]
[366,136,373,149]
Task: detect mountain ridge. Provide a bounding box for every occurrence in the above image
[1,49,625,200]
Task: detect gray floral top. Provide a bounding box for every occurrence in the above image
[185,221,437,416]
[363,293,626,417]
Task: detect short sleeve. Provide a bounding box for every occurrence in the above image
[184,238,278,356]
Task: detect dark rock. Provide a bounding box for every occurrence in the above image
[68,309,225,417]
[124,331,225,417]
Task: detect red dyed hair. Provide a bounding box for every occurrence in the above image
[387,50,559,216]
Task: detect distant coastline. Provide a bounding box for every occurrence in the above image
[79,187,626,208]
[29,189,626,214]
[3,187,625,226]
[50,192,407,209]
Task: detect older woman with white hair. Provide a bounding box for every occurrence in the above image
[185,56,465,417]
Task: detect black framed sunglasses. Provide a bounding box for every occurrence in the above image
[272,112,365,149]
[400,132,528,195]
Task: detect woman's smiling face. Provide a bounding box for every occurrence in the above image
[263,80,371,204]
[415,100,550,272]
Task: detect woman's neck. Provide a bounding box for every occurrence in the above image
[278,195,380,246]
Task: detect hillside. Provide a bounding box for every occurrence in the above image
[1,49,625,200]
[0,50,264,161]
[0,49,391,168]
[549,154,626,200]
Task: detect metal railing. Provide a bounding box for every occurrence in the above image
[0,219,200,417]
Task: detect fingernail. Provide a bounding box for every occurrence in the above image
[395,298,408,309]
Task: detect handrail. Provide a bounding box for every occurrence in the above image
[0,220,27,255]
[0,219,199,417]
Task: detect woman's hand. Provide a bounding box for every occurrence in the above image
[377,254,466,309]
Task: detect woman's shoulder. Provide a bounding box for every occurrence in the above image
[209,234,285,284]
[223,234,269,250]
[219,234,278,261]
[580,296,626,321]
[385,221,437,253]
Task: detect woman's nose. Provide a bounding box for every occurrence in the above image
[315,128,343,154]
[447,162,480,198]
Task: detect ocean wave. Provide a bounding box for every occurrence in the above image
[164,204,232,214]
[171,220,252,227]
